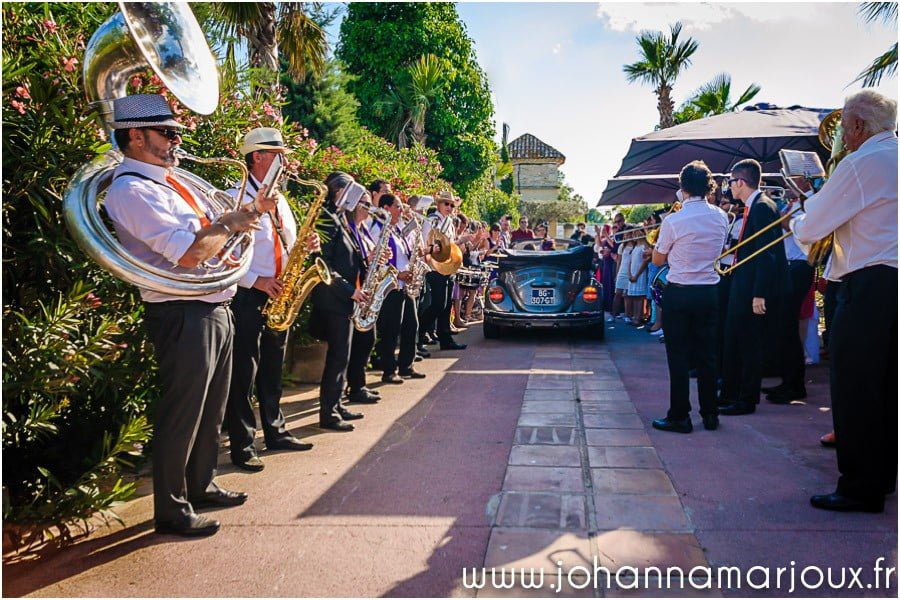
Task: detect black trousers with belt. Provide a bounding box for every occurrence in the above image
[662,283,719,420]
[319,311,353,423]
[779,260,815,391]
[830,265,897,500]
[347,327,375,392]
[421,271,453,343]
[376,289,418,374]
[144,300,232,522]
[226,287,291,462]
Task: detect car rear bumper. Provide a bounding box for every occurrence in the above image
[484,310,605,329]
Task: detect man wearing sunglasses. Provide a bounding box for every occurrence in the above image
[104,95,279,537]
[718,159,789,417]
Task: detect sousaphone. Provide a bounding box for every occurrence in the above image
[427,228,463,276]
[63,2,249,296]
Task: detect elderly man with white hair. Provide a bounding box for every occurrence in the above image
[790,88,897,513]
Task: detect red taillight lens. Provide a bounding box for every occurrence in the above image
[488,286,505,303]
[582,285,598,303]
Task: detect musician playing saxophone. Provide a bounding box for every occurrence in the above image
[225,128,321,472]
[104,95,278,537]
[789,89,898,514]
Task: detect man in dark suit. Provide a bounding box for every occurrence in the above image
[310,173,372,431]
[719,159,790,416]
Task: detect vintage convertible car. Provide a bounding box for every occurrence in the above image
[482,239,604,339]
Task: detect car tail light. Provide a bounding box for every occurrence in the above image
[488,286,505,303]
[582,285,599,303]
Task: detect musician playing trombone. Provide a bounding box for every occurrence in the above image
[649,161,728,434]
[225,128,320,473]
[789,89,897,514]
[717,159,789,417]
[104,95,279,537]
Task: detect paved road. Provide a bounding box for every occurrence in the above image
[4,323,896,597]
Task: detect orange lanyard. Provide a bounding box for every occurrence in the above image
[165,174,211,228]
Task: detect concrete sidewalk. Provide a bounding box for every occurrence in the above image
[3,323,896,597]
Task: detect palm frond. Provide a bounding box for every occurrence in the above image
[278,3,328,79]
[734,83,761,108]
[859,2,898,25]
[853,42,898,86]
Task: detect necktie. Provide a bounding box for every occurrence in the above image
[165,174,211,228]
[735,204,751,259]
[271,208,283,277]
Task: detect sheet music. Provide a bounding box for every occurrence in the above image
[779,150,825,178]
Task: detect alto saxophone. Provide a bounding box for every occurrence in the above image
[352,213,399,332]
[264,177,333,331]
[403,208,429,299]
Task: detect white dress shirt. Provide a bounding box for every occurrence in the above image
[790,131,898,280]
[226,175,297,289]
[655,196,729,285]
[105,156,237,303]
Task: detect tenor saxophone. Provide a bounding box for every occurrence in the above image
[352,214,399,332]
[404,209,429,299]
[264,178,333,331]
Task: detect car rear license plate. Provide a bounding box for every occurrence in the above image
[530,289,556,305]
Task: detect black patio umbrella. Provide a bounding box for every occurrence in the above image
[598,104,834,206]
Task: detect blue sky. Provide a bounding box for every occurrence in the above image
[324,3,897,205]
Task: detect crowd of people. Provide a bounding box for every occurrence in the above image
[642,89,897,516]
[94,86,895,538]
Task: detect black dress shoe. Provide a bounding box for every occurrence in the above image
[719,402,755,416]
[338,408,364,421]
[413,355,423,362]
[347,389,380,404]
[417,349,431,358]
[651,417,693,434]
[810,492,884,513]
[399,368,426,379]
[702,415,719,430]
[155,514,220,537]
[381,372,404,384]
[766,388,807,404]
[761,383,784,394]
[231,455,265,472]
[319,420,355,432]
[190,488,248,509]
[266,437,313,452]
[439,341,467,350]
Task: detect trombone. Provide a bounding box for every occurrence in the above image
[714,190,798,276]
[610,201,681,245]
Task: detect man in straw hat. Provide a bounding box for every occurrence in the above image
[224,128,321,473]
[104,94,277,537]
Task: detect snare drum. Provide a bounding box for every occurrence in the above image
[457,268,482,288]
[650,264,669,305]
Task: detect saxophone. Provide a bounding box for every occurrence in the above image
[352,213,399,332]
[404,210,429,299]
[264,177,333,331]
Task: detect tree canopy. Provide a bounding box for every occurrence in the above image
[337,3,496,196]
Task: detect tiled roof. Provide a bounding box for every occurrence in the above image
[507,133,565,161]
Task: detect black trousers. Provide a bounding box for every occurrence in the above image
[779,260,814,390]
[830,265,897,499]
[347,327,375,392]
[662,284,719,420]
[421,271,453,343]
[319,310,353,423]
[376,289,418,374]
[721,293,767,406]
[226,288,291,461]
[417,280,432,341]
[715,274,732,376]
[822,278,840,348]
[144,300,232,522]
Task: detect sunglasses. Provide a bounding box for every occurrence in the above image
[728,177,744,186]
[146,127,182,141]
[440,201,454,206]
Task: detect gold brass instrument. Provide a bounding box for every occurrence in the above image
[401,202,430,299]
[263,176,333,331]
[714,204,801,275]
[352,211,399,332]
[62,2,252,296]
[427,215,463,276]
[612,201,681,246]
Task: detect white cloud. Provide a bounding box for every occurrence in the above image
[596,2,829,33]
[553,42,562,54]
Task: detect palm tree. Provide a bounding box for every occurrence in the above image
[376,55,446,148]
[854,2,897,86]
[207,2,328,99]
[689,73,761,116]
[623,22,699,129]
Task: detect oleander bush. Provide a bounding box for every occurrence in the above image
[2,1,458,543]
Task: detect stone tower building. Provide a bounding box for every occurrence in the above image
[508,133,565,203]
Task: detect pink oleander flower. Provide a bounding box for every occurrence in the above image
[85,292,102,308]
[262,102,277,117]
[43,19,58,33]
[62,56,78,72]
[307,138,318,150]
[301,128,309,137]
[130,76,142,89]
[417,156,427,164]
[11,99,26,115]
[150,74,163,86]
[15,85,30,100]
